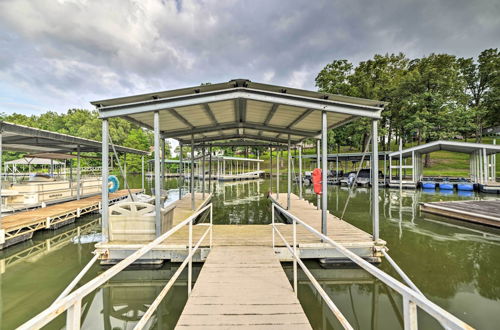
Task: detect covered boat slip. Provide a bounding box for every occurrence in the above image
[184,155,263,181]
[0,121,148,249]
[387,140,500,191]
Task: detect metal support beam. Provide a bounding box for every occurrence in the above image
[202,146,206,199]
[399,139,403,190]
[141,156,145,191]
[298,144,303,199]
[191,135,195,210]
[101,119,109,241]
[287,135,291,209]
[162,139,166,189]
[76,145,81,200]
[371,120,379,242]
[321,111,328,235]
[276,150,280,199]
[154,111,162,237]
[270,146,273,194]
[0,132,3,232]
[316,139,320,210]
[179,143,183,199]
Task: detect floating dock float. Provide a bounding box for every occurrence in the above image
[421,200,500,228]
[0,189,141,249]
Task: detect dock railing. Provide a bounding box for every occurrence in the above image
[271,202,473,330]
[18,203,213,330]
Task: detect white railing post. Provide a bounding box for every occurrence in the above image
[271,203,275,249]
[188,217,193,295]
[403,296,418,330]
[66,300,81,330]
[293,216,297,296]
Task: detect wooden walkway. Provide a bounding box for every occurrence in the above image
[176,246,311,330]
[0,189,141,248]
[421,200,500,228]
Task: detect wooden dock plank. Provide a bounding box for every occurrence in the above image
[175,246,312,330]
[421,200,500,227]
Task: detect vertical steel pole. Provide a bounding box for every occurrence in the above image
[257,150,260,172]
[179,143,183,199]
[321,111,328,235]
[287,135,291,209]
[162,138,166,189]
[293,216,297,296]
[372,120,379,242]
[483,148,488,183]
[316,139,321,210]
[399,139,403,190]
[77,145,81,200]
[191,135,195,210]
[276,149,280,199]
[101,119,109,241]
[298,144,303,199]
[141,155,144,192]
[188,216,192,295]
[154,111,161,237]
[0,132,3,234]
[270,146,273,194]
[202,146,206,199]
[336,154,339,182]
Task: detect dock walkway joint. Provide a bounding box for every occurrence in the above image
[176,246,312,330]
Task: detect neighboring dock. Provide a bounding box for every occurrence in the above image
[176,246,311,330]
[0,189,141,249]
[421,200,500,227]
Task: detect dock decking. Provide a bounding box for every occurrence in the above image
[421,200,500,227]
[98,192,383,263]
[176,246,311,330]
[0,189,141,249]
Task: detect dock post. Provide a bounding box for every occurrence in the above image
[191,135,195,210]
[316,139,320,210]
[77,145,81,200]
[483,148,488,183]
[202,146,206,199]
[270,146,273,194]
[162,138,166,187]
[0,131,2,231]
[287,135,291,209]
[154,111,162,237]
[321,111,328,235]
[298,144,302,199]
[257,150,260,172]
[179,143,183,199]
[372,120,379,241]
[209,145,212,186]
[141,155,144,192]
[101,119,109,241]
[399,139,403,190]
[276,149,280,199]
[336,154,339,182]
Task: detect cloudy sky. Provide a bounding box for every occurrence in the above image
[0,0,499,115]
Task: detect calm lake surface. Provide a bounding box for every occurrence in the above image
[1,175,499,329]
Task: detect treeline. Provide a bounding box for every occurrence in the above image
[315,48,499,151]
[0,109,155,172]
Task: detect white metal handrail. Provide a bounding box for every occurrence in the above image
[271,202,474,330]
[18,203,213,330]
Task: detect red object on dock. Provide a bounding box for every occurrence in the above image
[312,168,322,195]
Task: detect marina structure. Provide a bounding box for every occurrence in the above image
[0,121,148,249]
[20,80,473,329]
[388,140,500,191]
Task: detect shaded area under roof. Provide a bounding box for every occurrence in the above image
[389,140,500,158]
[0,121,148,155]
[93,79,385,145]
[301,151,391,162]
[4,157,63,166]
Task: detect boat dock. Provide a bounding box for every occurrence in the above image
[176,246,311,330]
[421,200,500,227]
[0,189,141,249]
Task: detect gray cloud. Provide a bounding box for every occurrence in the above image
[0,0,498,114]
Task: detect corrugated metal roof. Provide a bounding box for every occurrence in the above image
[389,140,500,158]
[93,79,385,145]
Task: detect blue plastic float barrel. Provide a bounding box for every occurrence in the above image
[108,175,120,193]
[457,183,473,191]
[439,182,454,190]
[422,182,436,189]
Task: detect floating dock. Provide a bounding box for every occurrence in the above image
[0,189,141,249]
[97,193,384,264]
[176,246,311,329]
[421,200,500,227]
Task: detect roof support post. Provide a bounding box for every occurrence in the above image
[336,154,339,182]
[371,119,379,242]
[179,143,183,199]
[162,138,166,189]
[141,155,145,192]
[321,111,328,235]
[0,131,3,234]
[270,146,273,194]
[76,145,81,200]
[257,151,260,172]
[101,119,109,242]
[483,148,488,183]
[276,149,279,200]
[209,146,212,187]
[316,139,321,210]
[154,111,162,237]
[493,139,497,182]
[124,152,127,184]
[202,146,206,199]
[287,135,291,210]
[298,144,303,200]
[399,139,403,190]
[191,135,195,210]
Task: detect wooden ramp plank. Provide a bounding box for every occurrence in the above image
[175,246,312,330]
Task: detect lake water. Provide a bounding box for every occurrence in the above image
[1,175,499,329]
